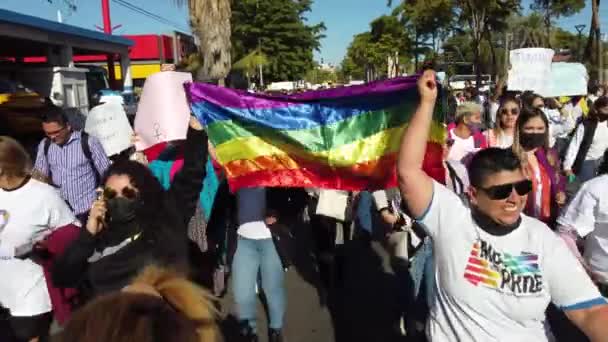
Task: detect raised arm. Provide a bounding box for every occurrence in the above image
[168,117,208,226]
[397,70,438,218]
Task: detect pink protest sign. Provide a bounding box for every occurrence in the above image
[134,71,193,150]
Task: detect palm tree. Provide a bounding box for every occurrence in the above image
[173,0,232,84]
[584,0,601,66]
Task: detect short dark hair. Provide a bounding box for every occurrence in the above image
[520,91,543,109]
[467,148,522,188]
[41,106,69,126]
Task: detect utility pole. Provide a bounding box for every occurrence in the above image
[575,24,586,62]
[101,0,116,88]
[600,33,606,84]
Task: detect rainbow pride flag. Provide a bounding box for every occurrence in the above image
[186,75,445,191]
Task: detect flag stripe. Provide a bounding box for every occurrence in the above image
[190,93,414,129]
[216,125,404,166]
[223,152,398,180]
[185,76,419,110]
[207,102,415,148]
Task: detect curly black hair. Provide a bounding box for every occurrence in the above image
[101,160,184,265]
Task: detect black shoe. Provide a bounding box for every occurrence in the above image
[268,328,284,342]
[238,321,258,342]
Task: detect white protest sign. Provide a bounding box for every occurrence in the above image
[508,48,554,94]
[540,62,588,98]
[134,71,192,151]
[85,102,134,156]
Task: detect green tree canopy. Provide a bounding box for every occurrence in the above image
[231,0,325,82]
[340,14,412,81]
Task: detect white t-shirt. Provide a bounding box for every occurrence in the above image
[558,174,608,283]
[236,187,272,240]
[564,121,608,170]
[448,128,477,162]
[418,181,604,342]
[0,178,76,316]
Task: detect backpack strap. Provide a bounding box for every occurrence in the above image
[80,132,101,186]
[43,138,54,183]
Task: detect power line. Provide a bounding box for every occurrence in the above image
[110,0,189,32]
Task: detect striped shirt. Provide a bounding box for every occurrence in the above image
[34,131,110,215]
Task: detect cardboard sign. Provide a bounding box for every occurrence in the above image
[541,62,589,97]
[134,71,193,150]
[508,48,555,94]
[85,102,134,156]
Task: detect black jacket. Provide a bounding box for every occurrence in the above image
[52,127,208,298]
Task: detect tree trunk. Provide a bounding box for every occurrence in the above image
[485,29,498,80]
[189,0,232,83]
[544,0,552,48]
[473,40,482,90]
[584,0,600,65]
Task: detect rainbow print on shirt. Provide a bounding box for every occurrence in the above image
[463,239,543,295]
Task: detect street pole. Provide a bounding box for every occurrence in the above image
[575,24,586,62]
[600,33,606,84]
[101,0,116,88]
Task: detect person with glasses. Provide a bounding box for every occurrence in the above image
[33,107,111,224]
[397,70,608,342]
[512,107,566,226]
[485,97,520,148]
[52,116,208,303]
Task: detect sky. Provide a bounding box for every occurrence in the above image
[1,0,607,66]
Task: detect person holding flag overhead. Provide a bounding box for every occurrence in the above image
[397,70,608,342]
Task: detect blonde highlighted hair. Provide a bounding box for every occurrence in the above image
[55,265,221,342]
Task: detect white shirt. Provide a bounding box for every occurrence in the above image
[489,101,500,127]
[558,175,608,283]
[544,108,576,146]
[0,178,76,316]
[448,128,477,162]
[564,121,608,170]
[236,187,272,240]
[418,181,604,342]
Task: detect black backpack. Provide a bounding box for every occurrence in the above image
[43,131,101,187]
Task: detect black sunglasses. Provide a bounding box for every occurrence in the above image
[479,179,532,200]
[102,187,139,200]
[500,107,520,116]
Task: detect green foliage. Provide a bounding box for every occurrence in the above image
[304,67,338,85]
[529,0,585,20]
[340,15,411,81]
[231,0,326,82]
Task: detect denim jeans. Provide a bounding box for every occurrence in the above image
[232,236,286,331]
[409,237,435,306]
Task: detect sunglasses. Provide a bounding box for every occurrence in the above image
[102,187,139,200]
[479,179,532,200]
[500,108,519,116]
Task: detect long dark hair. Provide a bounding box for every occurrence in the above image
[512,107,550,161]
[589,96,608,120]
[101,161,182,261]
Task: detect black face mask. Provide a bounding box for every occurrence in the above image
[99,197,140,247]
[519,132,545,150]
[107,197,138,224]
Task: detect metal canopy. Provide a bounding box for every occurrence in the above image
[0,9,133,56]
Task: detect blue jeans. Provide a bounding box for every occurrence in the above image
[409,237,435,306]
[232,236,286,331]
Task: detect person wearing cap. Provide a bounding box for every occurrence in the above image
[446,102,488,162]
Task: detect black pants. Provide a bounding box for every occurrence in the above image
[7,312,52,342]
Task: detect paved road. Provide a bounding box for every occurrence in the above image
[216,222,413,342]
